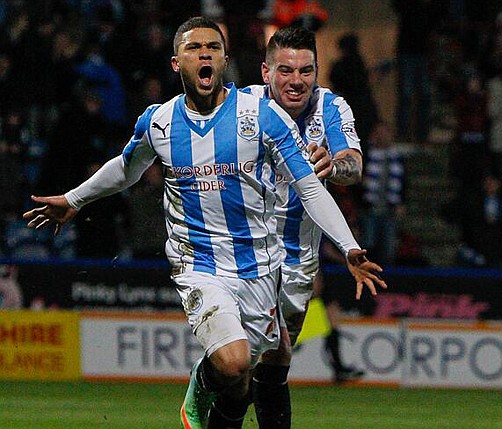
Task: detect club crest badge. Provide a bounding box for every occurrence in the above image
[237,114,259,140]
[306,115,325,142]
[186,288,203,313]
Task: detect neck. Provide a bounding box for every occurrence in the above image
[185,84,227,114]
[288,108,303,120]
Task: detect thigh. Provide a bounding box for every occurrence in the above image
[280,264,316,344]
[174,271,281,366]
[236,271,281,366]
[174,272,248,357]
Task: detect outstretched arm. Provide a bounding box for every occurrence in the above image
[23,150,154,234]
[292,173,359,254]
[291,174,386,298]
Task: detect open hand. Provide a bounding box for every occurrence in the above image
[346,249,387,300]
[22,195,78,236]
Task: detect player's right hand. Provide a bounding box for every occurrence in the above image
[22,195,78,236]
[307,142,332,179]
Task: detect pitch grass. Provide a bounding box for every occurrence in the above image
[0,381,501,429]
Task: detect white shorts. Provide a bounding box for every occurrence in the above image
[279,262,318,344]
[174,271,280,366]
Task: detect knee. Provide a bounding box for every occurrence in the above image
[218,356,251,381]
[210,340,252,384]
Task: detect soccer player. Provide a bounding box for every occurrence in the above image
[242,26,368,428]
[23,17,386,429]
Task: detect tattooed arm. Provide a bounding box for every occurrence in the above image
[330,148,363,185]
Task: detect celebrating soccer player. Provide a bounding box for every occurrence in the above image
[242,25,375,428]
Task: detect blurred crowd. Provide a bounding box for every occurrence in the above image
[0,0,501,268]
[427,0,502,269]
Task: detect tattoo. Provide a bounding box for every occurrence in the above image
[332,153,362,185]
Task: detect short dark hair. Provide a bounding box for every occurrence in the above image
[265,26,317,64]
[173,16,226,54]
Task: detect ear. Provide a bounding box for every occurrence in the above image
[171,56,180,73]
[261,62,270,84]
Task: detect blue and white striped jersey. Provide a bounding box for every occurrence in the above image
[123,84,314,279]
[242,85,361,268]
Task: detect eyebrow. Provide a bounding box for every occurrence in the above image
[277,64,315,72]
[184,40,223,48]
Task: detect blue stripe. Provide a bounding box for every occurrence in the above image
[215,94,258,276]
[258,99,313,264]
[122,104,161,165]
[261,101,313,181]
[323,94,347,153]
[171,98,215,274]
[283,186,303,264]
[255,101,266,188]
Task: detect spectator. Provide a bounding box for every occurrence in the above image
[489,76,502,178]
[392,0,447,144]
[456,174,502,268]
[37,88,117,195]
[0,265,23,309]
[0,52,15,116]
[272,0,329,32]
[74,162,130,260]
[394,230,429,267]
[129,76,165,124]
[1,10,60,138]
[329,32,380,153]
[1,8,33,109]
[128,162,167,260]
[0,108,29,227]
[88,3,141,93]
[450,69,491,192]
[203,0,271,86]
[75,43,127,131]
[0,107,31,258]
[50,29,85,112]
[360,121,406,265]
[128,22,182,113]
[486,19,502,177]
[458,0,500,67]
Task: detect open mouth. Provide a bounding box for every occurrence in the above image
[198,65,213,87]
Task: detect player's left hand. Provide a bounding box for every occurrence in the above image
[346,249,387,300]
[308,143,332,179]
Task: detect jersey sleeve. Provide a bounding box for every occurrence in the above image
[261,99,314,183]
[65,106,159,210]
[291,174,360,256]
[324,94,362,155]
